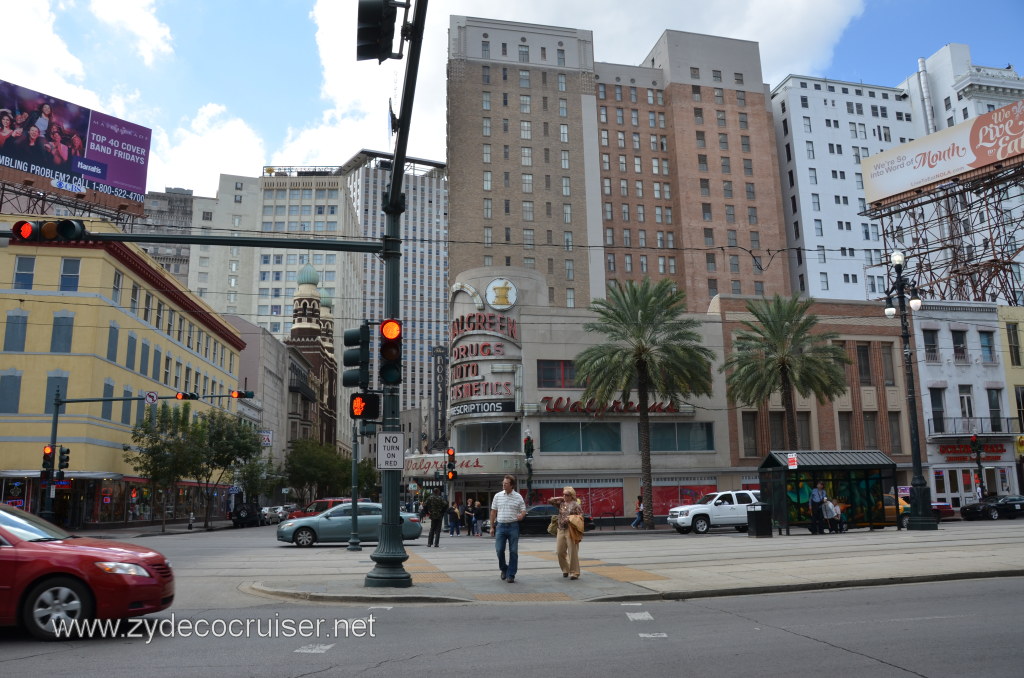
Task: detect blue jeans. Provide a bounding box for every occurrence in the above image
[630,511,643,528]
[494,521,520,577]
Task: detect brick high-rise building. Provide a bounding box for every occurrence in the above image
[446,17,790,311]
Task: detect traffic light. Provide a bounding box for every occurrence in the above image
[970,434,980,453]
[349,392,380,420]
[356,0,398,62]
[58,446,70,470]
[524,436,534,460]
[175,392,199,400]
[342,321,371,390]
[378,318,402,385]
[230,390,255,399]
[445,446,456,479]
[11,219,87,242]
[42,444,55,470]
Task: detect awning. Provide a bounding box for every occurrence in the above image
[760,450,896,470]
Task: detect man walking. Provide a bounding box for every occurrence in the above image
[422,491,447,547]
[490,474,526,583]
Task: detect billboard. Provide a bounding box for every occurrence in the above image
[0,79,151,205]
[863,99,1024,204]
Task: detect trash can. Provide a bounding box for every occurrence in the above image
[747,501,772,538]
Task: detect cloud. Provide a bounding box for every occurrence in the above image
[89,0,173,67]
[147,103,266,195]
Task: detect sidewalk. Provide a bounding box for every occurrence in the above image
[243,521,1024,604]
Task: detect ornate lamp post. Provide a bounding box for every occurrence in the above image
[884,251,937,530]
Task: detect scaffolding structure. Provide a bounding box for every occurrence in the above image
[864,159,1024,304]
[0,177,138,230]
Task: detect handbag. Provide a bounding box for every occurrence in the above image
[568,514,584,543]
[547,515,558,536]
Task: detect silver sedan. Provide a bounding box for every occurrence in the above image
[276,502,422,547]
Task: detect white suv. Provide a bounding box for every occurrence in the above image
[668,490,760,534]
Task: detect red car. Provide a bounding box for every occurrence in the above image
[0,503,174,640]
[287,497,370,519]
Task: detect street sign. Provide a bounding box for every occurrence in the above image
[787,453,798,469]
[258,429,273,447]
[378,433,404,470]
[144,391,158,404]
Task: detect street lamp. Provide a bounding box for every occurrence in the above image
[884,251,937,530]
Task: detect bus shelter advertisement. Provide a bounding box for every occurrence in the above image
[0,79,150,204]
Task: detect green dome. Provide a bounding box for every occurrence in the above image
[321,294,333,311]
[297,264,319,285]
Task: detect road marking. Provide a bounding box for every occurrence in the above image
[638,633,668,638]
[295,643,335,654]
[368,606,393,611]
[620,602,643,606]
[627,611,654,621]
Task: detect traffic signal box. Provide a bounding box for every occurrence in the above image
[356,0,398,62]
[349,392,381,420]
[342,321,371,390]
[175,392,199,400]
[379,319,402,385]
[445,447,457,479]
[230,390,255,399]
[11,219,88,242]
[524,436,534,460]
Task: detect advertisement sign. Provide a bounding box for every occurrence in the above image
[0,78,151,204]
[863,99,1024,203]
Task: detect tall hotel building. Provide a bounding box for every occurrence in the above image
[446,17,790,312]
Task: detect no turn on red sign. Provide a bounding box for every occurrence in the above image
[377,433,404,470]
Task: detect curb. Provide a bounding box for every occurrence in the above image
[246,568,1024,606]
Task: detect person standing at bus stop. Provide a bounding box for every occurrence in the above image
[809,481,828,535]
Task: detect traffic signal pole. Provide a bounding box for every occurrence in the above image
[363,0,427,589]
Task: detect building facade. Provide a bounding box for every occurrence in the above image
[0,217,245,527]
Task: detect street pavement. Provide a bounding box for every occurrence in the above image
[90,518,1024,604]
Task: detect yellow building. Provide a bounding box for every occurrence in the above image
[998,305,1024,488]
[0,216,245,527]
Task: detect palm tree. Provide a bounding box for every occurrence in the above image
[575,278,715,529]
[721,294,850,452]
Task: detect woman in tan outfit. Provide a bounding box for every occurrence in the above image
[549,486,584,579]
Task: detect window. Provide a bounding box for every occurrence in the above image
[857,343,872,385]
[4,311,27,351]
[1009,323,1021,367]
[980,331,996,363]
[59,258,80,292]
[51,313,74,353]
[565,259,574,280]
[537,360,577,388]
[952,330,968,362]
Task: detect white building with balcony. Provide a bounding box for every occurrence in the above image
[914,300,1019,507]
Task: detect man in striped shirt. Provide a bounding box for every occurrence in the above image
[490,474,526,583]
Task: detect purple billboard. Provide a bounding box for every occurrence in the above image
[0,79,151,204]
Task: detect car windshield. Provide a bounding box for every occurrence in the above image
[0,504,72,541]
[695,494,719,505]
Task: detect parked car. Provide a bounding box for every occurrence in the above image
[277,502,422,546]
[960,495,1024,521]
[261,506,286,524]
[229,502,263,528]
[0,503,175,641]
[883,494,910,523]
[482,504,596,535]
[669,490,761,534]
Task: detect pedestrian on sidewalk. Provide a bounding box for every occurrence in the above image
[630,495,644,529]
[473,500,485,536]
[549,486,585,579]
[822,497,838,534]
[809,481,828,535]
[421,492,446,547]
[490,474,526,583]
[448,501,462,536]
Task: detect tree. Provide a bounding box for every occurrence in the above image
[721,294,851,452]
[284,439,346,505]
[184,410,261,528]
[124,402,191,532]
[237,456,273,505]
[575,278,715,529]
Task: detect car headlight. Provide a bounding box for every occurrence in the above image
[95,562,150,576]
[280,521,294,528]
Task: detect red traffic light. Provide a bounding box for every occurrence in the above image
[970,434,978,443]
[175,392,199,400]
[381,318,402,341]
[446,447,455,459]
[11,219,86,242]
[349,392,380,420]
[446,469,458,480]
[43,444,55,456]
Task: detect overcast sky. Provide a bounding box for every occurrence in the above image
[6,0,1022,197]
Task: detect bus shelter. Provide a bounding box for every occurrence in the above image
[758,450,898,535]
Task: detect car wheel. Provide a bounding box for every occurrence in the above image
[988,507,1000,520]
[899,513,911,530]
[236,507,250,519]
[692,515,711,534]
[293,527,316,547]
[22,576,94,641]
[673,526,686,534]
